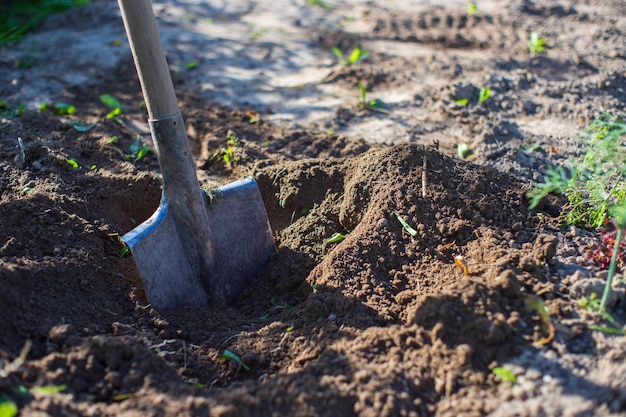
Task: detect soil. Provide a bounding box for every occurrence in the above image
[1,0,626,416]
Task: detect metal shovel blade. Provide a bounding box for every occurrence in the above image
[123,177,275,309]
[117,0,275,310]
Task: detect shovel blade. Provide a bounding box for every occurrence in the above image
[123,177,274,309]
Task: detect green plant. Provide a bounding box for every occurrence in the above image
[221,349,249,371]
[68,120,97,132]
[100,94,123,119]
[122,137,150,163]
[0,398,17,417]
[356,82,387,113]
[66,157,79,169]
[492,367,516,384]
[577,292,601,312]
[331,45,368,65]
[478,87,491,103]
[211,131,242,164]
[394,212,418,237]
[529,115,626,228]
[39,102,76,115]
[325,232,345,244]
[467,1,477,16]
[457,143,472,159]
[527,31,545,54]
[0,0,91,43]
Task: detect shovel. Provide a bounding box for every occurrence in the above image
[117,0,275,309]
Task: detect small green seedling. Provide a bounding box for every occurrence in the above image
[69,120,97,132]
[221,349,250,371]
[122,137,150,163]
[455,98,469,106]
[527,31,546,54]
[14,104,25,117]
[332,45,368,65]
[457,143,472,159]
[0,397,18,417]
[394,212,418,237]
[577,292,601,312]
[478,87,491,103]
[100,94,124,119]
[30,385,67,394]
[468,1,478,16]
[107,136,119,144]
[39,102,76,115]
[492,367,517,384]
[66,158,79,169]
[211,131,242,164]
[588,325,626,335]
[357,82,387,113]
[109,233,130,257]
[186,61,198,70]
[100,94,122,109]
[325,232,346,244]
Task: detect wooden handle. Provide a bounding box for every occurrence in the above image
[118,0,179,120]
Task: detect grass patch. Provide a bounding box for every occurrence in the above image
[1,0,90,44]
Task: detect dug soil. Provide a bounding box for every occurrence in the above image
[1,1,626,416]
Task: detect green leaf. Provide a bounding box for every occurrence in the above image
[394,212,418,237]
[368,99,386,109]
[0,100,6,110]
[588,325,626,335]
[30,384,67,394]
[221,349,250,371]
[99,94,122,109]
[457,143,472,159]
[56,103,76,115]
[348,46,367,64]
[0,398,18,417]
[14,104,25,117]
[455,98,469,106]
[478,87,491,103]
[105,107,122,120]
[528,31,545,54]
[492,367,517,383]
[357,81,367,103]
[325,232,346,244]
[186,61,198,70]
[70,121,97,132]
[66,158,79,169]
[468,1,477,16]
[331,46,344,62]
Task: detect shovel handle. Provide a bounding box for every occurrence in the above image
[118,0,178,120]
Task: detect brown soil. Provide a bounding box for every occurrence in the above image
[1,1,626,416]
